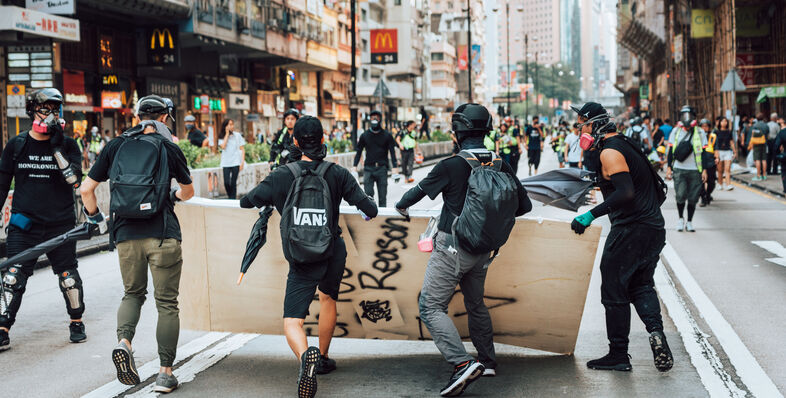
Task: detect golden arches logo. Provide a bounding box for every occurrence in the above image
[150,29,174,50]
[374,33,394,51]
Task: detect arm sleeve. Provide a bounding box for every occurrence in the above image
[0,142,15,202]
[388,134,398,168]
[353,133,365,167]
[242,171,280,208]
[501,161,532,216]
[341,167,378,217]
[396,185,427,209]
[589,172,635,218]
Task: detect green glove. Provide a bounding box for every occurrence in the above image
[571,211,595,235]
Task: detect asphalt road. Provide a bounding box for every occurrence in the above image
[3,144,784,398]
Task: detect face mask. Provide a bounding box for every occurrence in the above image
[370,119,380,130]
[579,133,595,150]
[32,114,65,134]
[185,123,194,130]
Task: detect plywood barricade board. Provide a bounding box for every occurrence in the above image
[176,200,601,355]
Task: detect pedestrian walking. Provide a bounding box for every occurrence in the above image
[749,113,769,181]
[353,110,398,207]
[0,88,87,351]
[714,117,736,190]
[569,102,673,373]
[80,95,194,392]
[767,112,780,175]
[666,105,708,232]
[185,115,209,148]
[420,106,431,140]
[553,126,567,169]
[525,116,544,175]
[564,124,583,168]
[396,120,419,183]
[218,119,245,199]
[660,118,673,141]
[270,108,300,166]
[774,118,786,193]
[497,123,521,175]
[240,116,378,398]
[395,103,532,396]
[699,119,717,207]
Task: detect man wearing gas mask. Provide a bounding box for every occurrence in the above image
[666,105,708,232]
[569,102,673,373]
[0,88,88,350]
[353,110,398,207]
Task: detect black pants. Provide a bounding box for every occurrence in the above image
[701,166,717,203]
[223,166,240,199]
[600,224,666,352]
[363,165,389,207]
[767,139,777,174]
[401,150,415,178]
[420,127,430,140]
[1,222,81,328]
[781,160,786,192]
[527,148,541,169]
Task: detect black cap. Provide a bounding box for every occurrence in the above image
[370,110,383,118]
[570,102,607,120]
[293,115,323,143]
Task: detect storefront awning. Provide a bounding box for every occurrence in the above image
[617,14,665,62]
[756,86,786,103]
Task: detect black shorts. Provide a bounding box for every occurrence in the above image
[283,237,347,319]
[528,148,541,167]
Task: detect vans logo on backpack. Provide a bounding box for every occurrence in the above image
[293,207,327,226]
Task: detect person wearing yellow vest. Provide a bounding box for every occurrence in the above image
[496,123,521,175]
[666,105,708,232]
[396,120,419,183]
[87,126,103,165]
[483,128,498,153]
[699,119,718,207]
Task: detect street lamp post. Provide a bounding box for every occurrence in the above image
[350,0,358,147]
[524,34,528,121]
[492,2,522,117]
[467,0,472,102]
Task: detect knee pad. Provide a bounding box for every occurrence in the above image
[58,269,85,318]
[1,266,28,325]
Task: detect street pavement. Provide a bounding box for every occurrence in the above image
[3,143,784,397]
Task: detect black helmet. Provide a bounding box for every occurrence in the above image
[162,97,175,121]
[283,108,300,119]
[632,116,643,125]
[571,102,615,136]
[451,103,492,136]
[25,88,63,118]
[679,105,696,126]
[370,109,383,118]
[699,118,711,127]
[136,95,168,117]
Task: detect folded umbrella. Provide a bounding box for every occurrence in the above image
[237,206,274,285]
[521,168,596,212]
[0,222,97,273]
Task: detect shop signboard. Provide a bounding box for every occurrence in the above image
[193,96,226,114]
[147,26,179,66]
[147,78,180,105]
[229,93,251,111]
[25,0,75,15]
[370,29,398,64]
[101,91,124,109]
[690,9,714,38]
[0,6,80,41]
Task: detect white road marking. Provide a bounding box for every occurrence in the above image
[751,240,786,267]
[126,333,258,398]
[81,332,230,398]
[654,264,746,397]
[661,243,783,398]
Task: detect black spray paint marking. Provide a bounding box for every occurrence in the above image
[359,299,393,323]
[358,218,408,290]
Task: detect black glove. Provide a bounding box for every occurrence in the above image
[49,121,65,148]
[170,187,181,203]
[396,207,410,222]
[570,219,587,235]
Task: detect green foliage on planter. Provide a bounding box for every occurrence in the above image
[244,143,270,164]
[328,139,352,154]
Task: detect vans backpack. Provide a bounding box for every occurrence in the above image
[109,129,170,219]
[280,162,335,264]
[452,150,519,255]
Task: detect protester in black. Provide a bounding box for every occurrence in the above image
[0,88,85,350]
[569,102,673,373]
[185,115,208,148]
[525,116,544,175]
[270,108,300,166]
[420,106,431,140]
[241,116,377,398]
[353,110,398,206]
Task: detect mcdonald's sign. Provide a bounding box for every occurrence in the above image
[147,26,179,66]
[370,29,398,64]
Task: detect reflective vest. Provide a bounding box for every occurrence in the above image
[277,127,289,144]
[671,126,704,173]
[501,136,518,154]
[484,131,497,151]
[401,131,416,150]
[89,136,102,153]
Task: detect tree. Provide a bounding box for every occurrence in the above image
[516,60,581,104]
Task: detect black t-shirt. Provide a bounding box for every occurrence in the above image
[353,129,398,168]
[0,134,82,225]
[526,126,542,150]
[652,129,665,148]
[240,160,378,227]
[187,128,207,147]
[595,136,664,228]
[88,133,192,242]
[716,129,733,150]
[417,151,532,233]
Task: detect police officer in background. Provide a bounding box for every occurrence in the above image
[353,110,398,207]
[0,88,87,350]
[270,108,301,166]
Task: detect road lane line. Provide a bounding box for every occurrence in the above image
[661,243,783,398]
[731,181,786,205]
[81,332,230,398]
[125,333,258,398]
[654,264,745,397]
[751,240,786,267]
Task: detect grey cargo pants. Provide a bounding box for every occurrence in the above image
[418,232,497,369]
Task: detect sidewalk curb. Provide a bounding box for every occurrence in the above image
[731,175,785,198]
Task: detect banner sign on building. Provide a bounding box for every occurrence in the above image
[690,9,714,38]
[736,53,755,86]
[370,29,398,64]
[458,45,468,71]
[147,78,180,106]
[471,44,481,72]
[0,6,80,41]
[147,26,179,66]
[229,93,251,111]
[25,0,75,15]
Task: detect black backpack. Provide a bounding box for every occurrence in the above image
[280,162,335,264]
[452,150,519,255]
[109,128,170,219]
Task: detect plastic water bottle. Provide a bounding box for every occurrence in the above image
[359,210,371,221]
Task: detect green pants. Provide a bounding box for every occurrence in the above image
[116,238,183,367]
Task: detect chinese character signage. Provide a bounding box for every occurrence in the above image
[147,26,179,66]
[0,6,80,41]
[370,29,397,64]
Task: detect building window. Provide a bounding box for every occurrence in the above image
[363,68,369,81]
[361,38,367,52]
[431,52,444,61]
[395,0,402,5]
[361,9,367,21]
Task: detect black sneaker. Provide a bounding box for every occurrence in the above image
[586,350,632,371]
[69,321,86,343]
[315,355,336,375]
[0,329,9,351]
[649,331,674,372]
[297,346,320,398]
[439,360,485,397]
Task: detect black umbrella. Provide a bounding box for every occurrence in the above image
[0,222,97,273]
[237,206,274,285]
[521,168,596,212]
